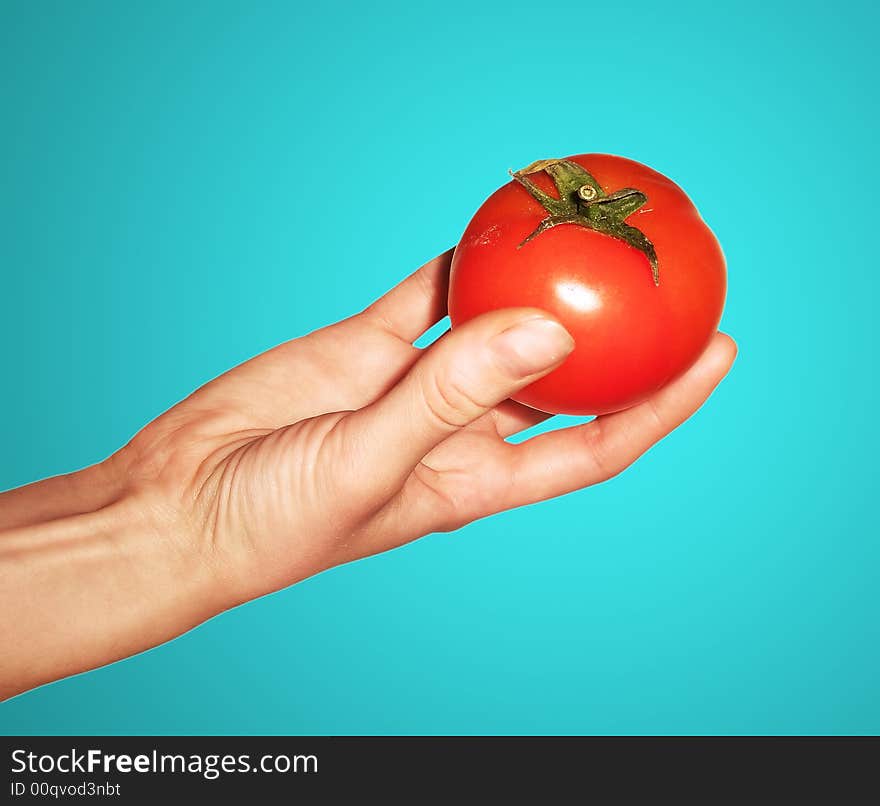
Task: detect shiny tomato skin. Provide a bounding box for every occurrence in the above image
[448,154,726,415]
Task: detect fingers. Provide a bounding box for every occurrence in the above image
[363,251,452,342]
[501,333,737,508]
[490,399,551,438]
[339,308,575,497]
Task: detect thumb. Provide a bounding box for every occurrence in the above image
[339,308,574,497]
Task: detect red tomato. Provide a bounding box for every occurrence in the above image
[448,154,727,415]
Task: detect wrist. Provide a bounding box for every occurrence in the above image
[0,453,129,532]
[109,491,233,621]
[0,487,230,697]
[105,446,248,616]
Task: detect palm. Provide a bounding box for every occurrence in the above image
[189,259,539,575]
[126,251,734,599]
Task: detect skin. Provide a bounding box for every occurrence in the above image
[0,251,736,700]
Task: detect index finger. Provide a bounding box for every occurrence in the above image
[362,250,452,342]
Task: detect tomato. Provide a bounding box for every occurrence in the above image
[448,154,727,415]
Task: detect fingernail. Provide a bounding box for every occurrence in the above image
[490,317,575,377]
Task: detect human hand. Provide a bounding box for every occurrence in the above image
[110,250,736,607]
[0,250,735,697]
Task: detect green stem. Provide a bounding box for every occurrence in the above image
[511,159,660,285]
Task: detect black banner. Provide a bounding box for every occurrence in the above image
[1,736,877,801]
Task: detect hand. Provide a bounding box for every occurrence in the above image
[0,251,736,697]
[113,250,736,599]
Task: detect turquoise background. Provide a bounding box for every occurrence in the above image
[1,0,877,735]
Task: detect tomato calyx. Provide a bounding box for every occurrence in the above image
[510,158,660,285]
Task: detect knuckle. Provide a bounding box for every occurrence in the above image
[361,301,397,335]
[644,397,671,434]
[581,420,624,481]
[419,369,487,430]
[412,463,480,533]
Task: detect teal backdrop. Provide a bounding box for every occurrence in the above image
[1,0,877,735]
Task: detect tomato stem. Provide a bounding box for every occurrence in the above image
[511,159,660,285]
